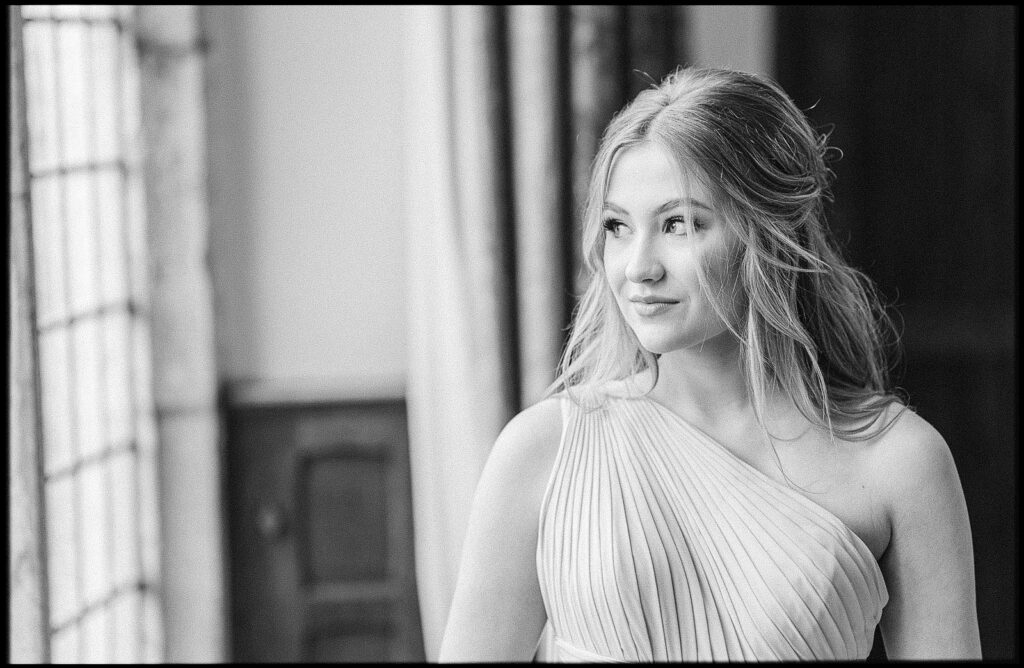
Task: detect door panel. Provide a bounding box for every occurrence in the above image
[299,455,390,582]
[226,396,424,662]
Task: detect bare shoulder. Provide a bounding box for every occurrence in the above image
[458,394,567,570]
[476,395,566,511]
[489,396,564,470]
[498,395,565,447]
[440,396,565,660]
[870,403,948,463]
[867,404,981,658]
[867,403,962,522]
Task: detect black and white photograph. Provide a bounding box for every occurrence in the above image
[9,4,1015,663]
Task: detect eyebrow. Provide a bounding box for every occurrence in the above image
[602,197,713,216]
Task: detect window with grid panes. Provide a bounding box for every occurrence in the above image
[18,4,163,663]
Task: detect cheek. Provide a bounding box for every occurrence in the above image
[703,250,745,319]
[602,249,626,289]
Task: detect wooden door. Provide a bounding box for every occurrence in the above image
[225,395,424,662]
[775,6,1016,660]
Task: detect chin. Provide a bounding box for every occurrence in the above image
[629,327,689,356]
[638,339,688,356]
[628,319,734,356]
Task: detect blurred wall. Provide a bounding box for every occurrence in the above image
[205,5,407,398]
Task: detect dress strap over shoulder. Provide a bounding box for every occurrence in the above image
[559,392,572,425]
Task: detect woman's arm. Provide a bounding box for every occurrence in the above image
[875,410,982,659]
[437,397,563,662]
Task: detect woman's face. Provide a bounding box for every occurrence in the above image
[602,142,743,356]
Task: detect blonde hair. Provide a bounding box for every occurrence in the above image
[549,66,906,445]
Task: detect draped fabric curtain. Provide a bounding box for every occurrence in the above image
[401,6,689,658]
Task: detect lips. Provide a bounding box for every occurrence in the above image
[629,296,678,304]
[629,297,678,316]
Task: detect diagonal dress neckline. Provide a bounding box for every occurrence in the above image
[633,393,887,585]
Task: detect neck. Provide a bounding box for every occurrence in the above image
[647,333,755,424]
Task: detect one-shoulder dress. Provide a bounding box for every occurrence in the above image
[534,392,888,662]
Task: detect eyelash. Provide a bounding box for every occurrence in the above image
[602,216,704,236]
[602,218,624,234]
[666,216,705,234]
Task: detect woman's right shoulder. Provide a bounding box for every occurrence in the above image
[459,397,566,558]
[492,395,566,464]
[443,396,568,660]
[480,395,567,501]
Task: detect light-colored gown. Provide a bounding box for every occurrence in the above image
[534,391,888,662]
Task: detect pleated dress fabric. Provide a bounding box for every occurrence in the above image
[535,392,888,662]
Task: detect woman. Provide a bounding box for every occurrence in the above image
[438,67,981,661]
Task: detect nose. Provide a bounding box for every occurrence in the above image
[624,235,665,283]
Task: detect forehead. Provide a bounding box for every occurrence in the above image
[605,142,712,206]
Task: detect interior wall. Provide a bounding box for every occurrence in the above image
[205,5,407,398]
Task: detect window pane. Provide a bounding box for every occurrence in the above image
[23,7,164,663]
[117,5,135,25]
[52,5,87,20]
[104,311,132,446]
[137,447,161,585]
[132,317,155,418]
[22,21,61,174]
[82,5,119,20]
[56,22,92,166]
[39,327,74,476]
[137,408,158,459]
[125,170,148,304]
[50,621,80,664]
[119,26,141,164]
[79,605,110,664]
[66,171,102,315]
[79,461,111,608]
[96,168,129,306]
[109,591,139,663]
[72,318,105,460]
[141,589,163,663]
[45,475,79,629]
[109,450,140,588]
[30,175,68,328]
[21,5,56,19]
[90,24,121,163]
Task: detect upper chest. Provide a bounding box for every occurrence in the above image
[692,413,892,562]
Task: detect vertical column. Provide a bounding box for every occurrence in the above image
[135,5,226,662]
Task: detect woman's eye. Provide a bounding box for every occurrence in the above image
[602,219,627,237]
[666,216,701,235]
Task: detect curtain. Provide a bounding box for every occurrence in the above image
[401,6,688,659]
